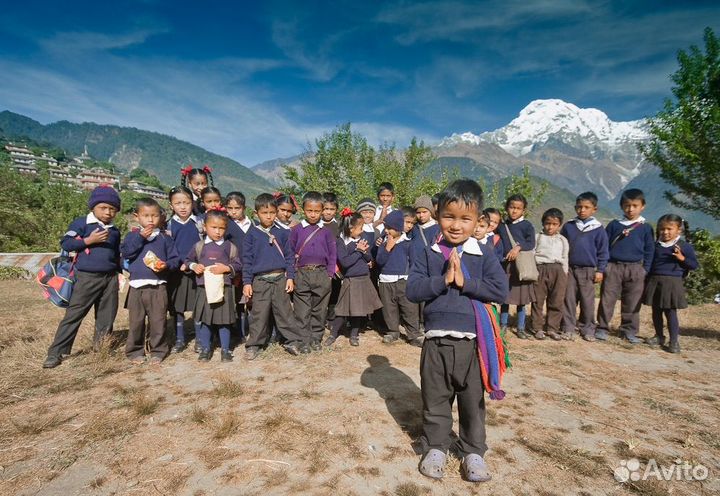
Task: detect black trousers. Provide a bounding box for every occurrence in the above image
[420,337,487,457]
[293,267,332,343]
[246,275,302,348]
[378,279,421,340]
[126,285,168,359]
[47,271,119,359]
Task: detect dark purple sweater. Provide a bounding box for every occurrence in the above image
[121,231,181,282]
[185,241,241,286]
[242,224,295,284]
[290,222,337,277]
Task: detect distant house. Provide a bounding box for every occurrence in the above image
[72,145,93,166]
[126,180,166,200]
[5,144,37,174]
[77,168,120,191]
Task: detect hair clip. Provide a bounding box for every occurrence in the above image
[202,165,213,174]
[340,207,354,218]
[180,165,193,176]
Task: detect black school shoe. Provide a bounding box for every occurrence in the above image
[299,343,312,354]
[221,350,233,362]
[284,343,301,356]
[309,340,322,352]
[42,355,62,369]
[171,341,186,354]
[198,348,213,362]
[645,336,665,347]
[666,342,681,354]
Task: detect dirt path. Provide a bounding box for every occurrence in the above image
[0,280,718,495]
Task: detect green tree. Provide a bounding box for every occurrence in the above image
[640,27,720,219]
[482,166,548,215]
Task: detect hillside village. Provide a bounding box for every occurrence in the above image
[3,142,167,200]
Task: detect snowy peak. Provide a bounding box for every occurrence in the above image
[440,99,648,157]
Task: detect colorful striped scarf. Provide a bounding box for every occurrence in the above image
[437,240,510,400]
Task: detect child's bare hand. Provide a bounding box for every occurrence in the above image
[357,239,369,252]
[505,246,521,261]
[375,237,383,247]
[386,235,396,251]
[209,263,229,274]
[445,257,455,286]
[180,263,187,271]
[286,278,294,293]
[85,228,108,246]
[243,284,253,299]
[192,263,205,275]
[672,245,686,261]
[594,272,604,283]
[452,251,464,288]
[140,226,154,239]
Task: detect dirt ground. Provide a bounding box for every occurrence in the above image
[0,279,719,496]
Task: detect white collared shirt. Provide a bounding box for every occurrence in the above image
[340,234,360,246]
[319,218,337,228]
[172,214,198,224]
[204,236,225,245]
[430,236,483,257]
[574,216,603,232]
[619,216,646,226]
[129,278,165,288]
[234,217,252,233]
[274,219,291,230]
[300,219,322,229]
[511,216,525,225]
[86,212,114,229]
[659,236,681,248]
[420,219,437,229]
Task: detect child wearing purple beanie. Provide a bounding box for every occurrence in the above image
[43,185,123,368]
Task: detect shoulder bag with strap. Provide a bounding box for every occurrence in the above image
[504,224,539,282]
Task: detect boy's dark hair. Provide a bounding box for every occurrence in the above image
[377,182,394,196]
[401,206,416,218]
[322,191,339,208]
[134,197,161,213]
[541,208,564,224]
[340,212,364,238]
[302,191,324,206]
[200,186,222,201]
[226,191,246,207]
[255,193,277,211]
[505,193,527,209]
[168,185,193,202]
[431,193,440,208]
[620,188,646,206]
[656,214,691,241]
[576,191,598,206]
[437,179,484,215]
[205,208,229,224]
[274,193,297,213]
[180,167,214,188]
[483,207,502,218]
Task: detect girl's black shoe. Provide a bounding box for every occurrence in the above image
[172,341,186,353]
[198,348,212,362]
[221,350,233,362]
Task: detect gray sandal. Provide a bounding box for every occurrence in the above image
[462,454,491,482]
[419,449,446,479]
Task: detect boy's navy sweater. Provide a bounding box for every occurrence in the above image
[488,233,504,259]
[242,224,295,285]
[649,241,698,277]
[410,223,441,264]
[225,218,249,257]
[61,215,121,273]
[605,220,655,272]
[336,238,373,278]
[375,238,411,276]
[185,240,242,286]
[560,221,609,272]
[121,230,181,282]
[407,239,509,333]
[169,216,202,261]
[497,219,535,256]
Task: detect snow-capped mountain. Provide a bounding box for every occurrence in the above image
[437,99,651,199]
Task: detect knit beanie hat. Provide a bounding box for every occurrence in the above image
[88,185,121,210]
[383,209,405,232]
[414,194,434,215]
[356,198,376,213]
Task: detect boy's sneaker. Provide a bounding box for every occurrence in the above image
[594,330,609,341]
[198,348,212,362]
[624,336,643,344]
[419,449,446,480]
[309,340,322,352]
[349,337,360,347]
[42,355,62,369]
[516,329,531,340]
[221,350,233,362]
[646,336,665,347]
[323,336,337,347]
[462,454,492,482]
[382,334,399,344]
[244,347,259,361]
[171,341,186,353]
[534,331,546,340]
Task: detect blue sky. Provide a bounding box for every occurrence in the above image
[0,0,718,165]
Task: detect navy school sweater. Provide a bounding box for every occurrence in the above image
[61,214,121,273]
[375,237,411,276]
[407,238,509,333]
[336,237,373,278]
[185,240,242,286]
[605,220,655,273]
[242,224,295,285]
[560,221,609,272]
[497,219,536,257]
[410,223,441,265]
[168,216,202,261]
[121,230,181,282]
[225,218,252,258]
[649,241,699,277]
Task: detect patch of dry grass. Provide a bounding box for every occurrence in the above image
[394,482,431,496]
[197,446,239,470]
[212,411,241,440]
[211,374,245,398]
[517,434,606,477]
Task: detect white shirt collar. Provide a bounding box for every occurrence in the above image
[374,205,394,220]
[341,234,360,245]
[86,212,114,229]
[391,232,409,244]
[658,236,681,248]
[204,236,225,245]
[431,236,483,256]
[511,216,525,224]
[575,216,602,232]
[172,214,197,224]
[362,223,375,233]
[234,217,252,232]
[420,219,437,229]
[319,218,337,227]
[300,219,321,228]
[619,216,646,226]
[274,219,291,230]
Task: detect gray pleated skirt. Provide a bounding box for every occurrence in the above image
[194,286,237,325]
[335,275,383,317]
[643,275,688,309]
[168,271,197,313]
